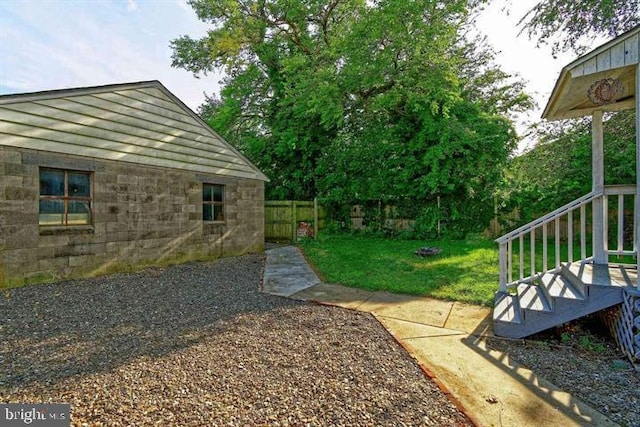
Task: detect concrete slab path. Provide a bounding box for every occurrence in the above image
[262,246,618,427]
[262,246,321,297]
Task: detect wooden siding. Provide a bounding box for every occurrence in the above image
[571,31,639,77]
[553,65,637,118]
[0,82,268,181]
[543,26,639,120]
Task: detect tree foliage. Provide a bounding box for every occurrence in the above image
[509,1,637,227]
[504,110,636,225]
[172,0,532,237]
[519,0,640,54]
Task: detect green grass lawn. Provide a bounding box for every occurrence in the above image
[298,233,499,307]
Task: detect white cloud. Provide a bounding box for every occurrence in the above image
[1,78,33,91]
[175,0,191,13]
[1,0,606,131]
[127,0,138,12]
[0,0,222,111]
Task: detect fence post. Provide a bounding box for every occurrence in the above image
[291,201,297,242]
[314,197,318,239]
[437,195,441,237]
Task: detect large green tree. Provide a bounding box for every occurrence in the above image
[173,0,370,199]
[519,0,639,54]
[172,0,531,236]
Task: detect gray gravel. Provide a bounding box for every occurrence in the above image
[487,332,640,427]
[1,254,473,426]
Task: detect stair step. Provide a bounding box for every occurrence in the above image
[539,272,586,301]
[493,292,522,324]
[517,283,552,312]
[494,264,636,339]
[563,262,634,287]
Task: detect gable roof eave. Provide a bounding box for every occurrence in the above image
[542,25,639,121]
[0,81,270,182]
[149,82,270,183]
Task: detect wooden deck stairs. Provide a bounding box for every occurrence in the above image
[494,263,637,339]
[494,187,640,360]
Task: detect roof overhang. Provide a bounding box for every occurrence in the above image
[543,26,639,121]
[0,80,270,182]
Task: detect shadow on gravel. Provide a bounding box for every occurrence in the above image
[0,254,301,391]
[461,315,629,426]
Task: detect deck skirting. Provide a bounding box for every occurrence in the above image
[599,288,640,362]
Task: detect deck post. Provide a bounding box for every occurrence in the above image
[636,65,640,287]
[592,110,606,264]
[498,242,507,292]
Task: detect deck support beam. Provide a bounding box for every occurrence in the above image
[592,110,606,264]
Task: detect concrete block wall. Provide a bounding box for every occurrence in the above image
[0,146,265,287]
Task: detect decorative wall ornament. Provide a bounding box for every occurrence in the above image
[587,77,624,105]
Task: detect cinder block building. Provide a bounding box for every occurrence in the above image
[0,81,269,287]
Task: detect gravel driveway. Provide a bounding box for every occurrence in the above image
[1,254,473,426]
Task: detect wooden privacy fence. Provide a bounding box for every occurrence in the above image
[265,199,326,242]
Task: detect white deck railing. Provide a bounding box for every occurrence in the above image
[496,185,637,292]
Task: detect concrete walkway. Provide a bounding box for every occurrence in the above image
[262,246,618,427]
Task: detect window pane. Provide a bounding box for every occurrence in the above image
[39,199,64,225]
[203,185,212,202]
[40,199,64,213]
[212,185,223,202]
[203,204,213,221]
[68,172,90,197]
[213,205,224,221]
[68,200,90,214]
[40,170,64,196]
[68,200,91,225]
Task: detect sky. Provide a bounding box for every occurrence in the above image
[0,0,224,112]
[0,0,588,148]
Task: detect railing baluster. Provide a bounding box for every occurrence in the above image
[603,195,609,257]
[530,229,536,279]
[618,194,624,253]
[635,193,639,287]
[542,222,548,273]
[635,194,638,254]
[555,217,560,269]
[494,187,636,291]
[519,234,524,281]
[507,239,513,285]
[568,210,573,263]
[581,204,587,260]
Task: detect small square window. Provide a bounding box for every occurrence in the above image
[203,184,224,221]
[39,168,92,226]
